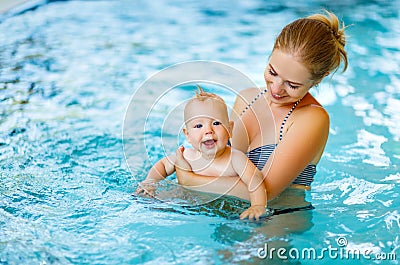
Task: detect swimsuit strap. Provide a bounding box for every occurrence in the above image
[240,88,302,141]
[240,88,268,116]
[279,98,301,141]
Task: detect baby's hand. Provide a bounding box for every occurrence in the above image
[135,180,157,197]
[239,205,266,220]
[175,146,192,172]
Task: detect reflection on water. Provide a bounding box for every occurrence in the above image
[0,0,399,264]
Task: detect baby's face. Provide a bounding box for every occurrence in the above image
[183,99,232,158]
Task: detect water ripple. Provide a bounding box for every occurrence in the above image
[0,0,399,264]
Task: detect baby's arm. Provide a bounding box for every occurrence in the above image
[135,155,176,196]
[231,149,267,220]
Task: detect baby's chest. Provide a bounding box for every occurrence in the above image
[192,161,237,177]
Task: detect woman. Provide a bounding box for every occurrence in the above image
[175,10,348,203]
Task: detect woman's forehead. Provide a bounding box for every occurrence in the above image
[269,49,312,83]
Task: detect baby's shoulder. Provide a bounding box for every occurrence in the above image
[230,147,249,161]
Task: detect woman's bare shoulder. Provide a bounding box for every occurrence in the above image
[233,87,265,111]
[237,87,263,100]
[296,93,329,122]
[296,103,329,122]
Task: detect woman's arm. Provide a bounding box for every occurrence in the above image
[260,105,329,199]
[229,88,255,153]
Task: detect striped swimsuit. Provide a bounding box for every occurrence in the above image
[243,89,316,187]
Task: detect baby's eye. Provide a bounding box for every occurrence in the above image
[213,121,221,126]
[194,124,202,128]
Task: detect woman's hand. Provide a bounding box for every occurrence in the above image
[239,205,266,220]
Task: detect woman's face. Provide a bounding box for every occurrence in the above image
[264,49,314,105]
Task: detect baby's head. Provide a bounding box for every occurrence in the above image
[183,86,233,156]
[184,86,229,124]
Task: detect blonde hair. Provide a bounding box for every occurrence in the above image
[184,85,228,122]
[273,10,348,82]
[192,85,225,103]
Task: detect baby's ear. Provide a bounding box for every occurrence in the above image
[182,128,190,142]
[228,121,234,137]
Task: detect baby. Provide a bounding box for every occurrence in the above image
[136,86,267,220]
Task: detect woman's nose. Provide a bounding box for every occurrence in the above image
[270,77,284,92]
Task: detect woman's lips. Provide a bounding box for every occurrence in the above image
[271,91,285,100]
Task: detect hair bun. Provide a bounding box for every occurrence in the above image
[332,28,346,47]
[308,11,346,47]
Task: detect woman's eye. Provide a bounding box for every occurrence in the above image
[213,121,221,126]
[194,124,202,128]
[268,69,277,76]
[287,83,299,90]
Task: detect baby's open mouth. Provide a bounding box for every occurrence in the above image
[202,139,216,148]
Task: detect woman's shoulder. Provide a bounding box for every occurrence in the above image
[297,93,329,119]
[238,87,264,100]
[233,87,265,109]
[295,103,330,130]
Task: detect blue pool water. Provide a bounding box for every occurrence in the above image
[0,0,399,264]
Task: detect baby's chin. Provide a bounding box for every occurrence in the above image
[199,146,218,159]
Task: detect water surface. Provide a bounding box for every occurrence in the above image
[0,0,399,264]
